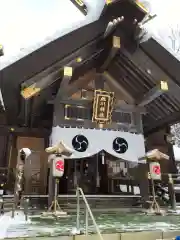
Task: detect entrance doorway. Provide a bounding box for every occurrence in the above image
[51,153,110,195]
[74,158,96,193]
[57,156,98,194]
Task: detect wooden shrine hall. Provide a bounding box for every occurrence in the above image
[0,0,180,196]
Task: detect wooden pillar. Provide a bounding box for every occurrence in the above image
[7,134,17,193]
[138,163,150,208]
[39,151,48,194]
[131,111,149,206]
[99,153,109,194]
[48,161,55,206]
[166,126,177,174]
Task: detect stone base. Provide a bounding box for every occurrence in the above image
[41,210,69,219]
[5,231,180,240]
[143,208,166,216]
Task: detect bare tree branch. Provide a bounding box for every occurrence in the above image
[169,25,180,53]
[171,123,180,147]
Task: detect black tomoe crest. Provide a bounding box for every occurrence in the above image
[72,135,89,152]
[113,137,128,154]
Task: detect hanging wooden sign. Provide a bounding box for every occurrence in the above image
[92,90,114,124]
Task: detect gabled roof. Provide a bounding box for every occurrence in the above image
[108,41,180,134]
[0,0,146,125]
[1,0,180,135]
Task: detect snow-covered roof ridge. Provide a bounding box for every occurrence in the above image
[0,0,105,71]
[0,0,180,71]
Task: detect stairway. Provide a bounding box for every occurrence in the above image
[2,194,141,212]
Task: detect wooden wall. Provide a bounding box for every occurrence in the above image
[16,137,48,194]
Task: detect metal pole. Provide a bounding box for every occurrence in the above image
[54,179,58,212]
[76,188,80,231]
[24,198,29,221]
[78,187,103,240]
[96,154,100,188]
[11,202,15,218]
[85,206,88,236]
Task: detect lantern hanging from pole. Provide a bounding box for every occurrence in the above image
[52,156,65,178]
[149,161,161,180]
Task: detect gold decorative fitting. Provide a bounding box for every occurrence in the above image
[64,67,73,77]
[75,0,84,6]
[113,36,121,49]
[21,84,41,99]
[160,81,168,91]
[135,1,148,13]
[76,57,82,63]
[64,104,85,121]
[106,0,112,5]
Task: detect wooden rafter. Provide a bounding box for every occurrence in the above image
[100,36,121,72]
[103,71,135,104]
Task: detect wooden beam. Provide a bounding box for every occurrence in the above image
[167,80,180,101]
[59,99,91,106]
[63,69,97,99]
[20,36,101,101]
[18,99,32,126]
[20,57,83,100]
[103,72,135,104]
[21,70,61,100]
[137,81,169,107]
[114,104,145,113]
[56,66,73,100]
[0,126,50,137]
[100,36,120,72]
[49,98,146,114]
[129,46,180,103]
[94,74,105,89]
[144,111,180,136]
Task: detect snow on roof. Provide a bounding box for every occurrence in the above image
[1,0,180,71]
[0,0,105,70]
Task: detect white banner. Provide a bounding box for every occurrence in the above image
[50,127,145,162]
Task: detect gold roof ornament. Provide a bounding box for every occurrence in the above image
[0,44,4,56]
[139,149,169,161]
[106,0,113,4]
[135,0,149,13]
[45,141,74,157]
